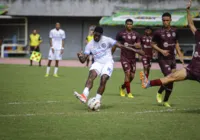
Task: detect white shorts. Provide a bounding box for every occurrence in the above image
[89,62,114,77]
[48,49,62,60]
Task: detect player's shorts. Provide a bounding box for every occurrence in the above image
[185,65,200,82]
[142,56,152,68]
[158,59,176,76]
[48,49,62,60]
[121,56,136,73]
[30,46,40,54]
[90,61,114,77]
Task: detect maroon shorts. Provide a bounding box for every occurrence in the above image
[185,65,200,82]
[158,59,176,76]
[142,56,152,68]
[121,57,136,73]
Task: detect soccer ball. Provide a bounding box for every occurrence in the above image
[87,97,101,111]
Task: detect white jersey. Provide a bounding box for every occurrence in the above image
[84,36,117,64]
[49,28,66,50]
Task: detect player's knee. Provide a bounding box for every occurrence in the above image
[100,74,109,86]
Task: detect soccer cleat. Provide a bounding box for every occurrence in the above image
[140,71,150,89]
[156,93,163,103]
[44,74,49,77]
[74,91,87,104]
[127,93,134,98]
[53,74,59,77]
[119,86,126,97]
[163,102,171,107]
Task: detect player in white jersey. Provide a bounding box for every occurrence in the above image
[45,23,66,77]
[74,26,145,106]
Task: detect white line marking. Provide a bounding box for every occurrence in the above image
[7,101,61,105]
[0,108,199,117]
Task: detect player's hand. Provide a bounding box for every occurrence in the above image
[61,49,64,54]
[161,50,170,56]
[51,47,54,54]
[34,46,38,50]
[187,0,192,9]
[77,51,83,57]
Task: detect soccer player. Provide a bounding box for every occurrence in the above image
[45,23,66,77]
[140,12,184,107]
[74,26,144,105]
[140,26,154,79]
[116,19,141,98]
[141,0,198,107]
[29,29,42,66]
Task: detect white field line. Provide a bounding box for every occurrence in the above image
[0,108,200,117]
[7,101,61,105]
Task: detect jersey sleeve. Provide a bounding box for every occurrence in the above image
[49,30,53,38]
[108,37,117,48]
[62,31,66,39]
[116,32,124,42]
[152,30,160,44]
[84,42,91,55]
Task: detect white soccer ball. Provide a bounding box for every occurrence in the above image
[87,97,101,111]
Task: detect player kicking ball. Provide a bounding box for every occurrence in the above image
[74,26,144,107]
[140,0,200,107]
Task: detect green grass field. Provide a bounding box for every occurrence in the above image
[0,64,200,140]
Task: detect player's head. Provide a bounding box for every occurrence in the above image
[125,19,133,31]
[144,26,153,36]
[32,29,37,35]
[93,26,103,42]
[162,12,172,28]
[55,22,61,30]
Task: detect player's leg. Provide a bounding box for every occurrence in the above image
[127,60,136,98]
[95,62,113,101]
[30,47,34,66]
[45,49,54,77]
[141,68,187,88]
[37,47,42,67]
[74,62,101,103]
[53,50,62,77]
[120,59,131,97]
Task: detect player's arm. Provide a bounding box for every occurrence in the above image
[187,0,197,35]
[77,52,89,63]
[111,46,117,55]
[175,41,184,65]
[151,41,169,56]
[38,35,42,45]
[115,42,145,56]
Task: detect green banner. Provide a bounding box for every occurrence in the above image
[100,9,199,27]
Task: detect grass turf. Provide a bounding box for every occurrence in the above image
[0,64,200,140]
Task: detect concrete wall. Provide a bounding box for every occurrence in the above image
[1,0,199,16]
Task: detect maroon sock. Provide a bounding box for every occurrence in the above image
[125,82,131,93]
[145,73,148,79]
[150,79,162,86]
[121,82,126,89]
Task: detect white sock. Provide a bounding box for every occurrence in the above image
[95,93,102,101]
[46,67,50,74]
[54,67,58,75]
[83,87,89,98]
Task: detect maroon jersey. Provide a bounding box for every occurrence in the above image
[141,35,153,58]
[187,31,200,74]
[116,29,141,59]
[152,28,178,60]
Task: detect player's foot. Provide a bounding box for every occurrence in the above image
[127,93,134,98]
[74,91,87,104]
[163,102,171,107]
[140,71,150,89]
[119,86,125,97]
[53,74,59,77]
[39,64,42,67]
[156,93,163,103]
[44,74,49,77]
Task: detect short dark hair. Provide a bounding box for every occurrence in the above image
[145,26,153,31]
[94,26,103,34]
[162,12,171,18]
[125,19,133,24]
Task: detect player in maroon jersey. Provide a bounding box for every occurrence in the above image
[140,12,184,107]
[140,0,199,107]
[114,19,141,98]
[140,26,155,79]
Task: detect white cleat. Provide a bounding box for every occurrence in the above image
[74,91,87,104]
